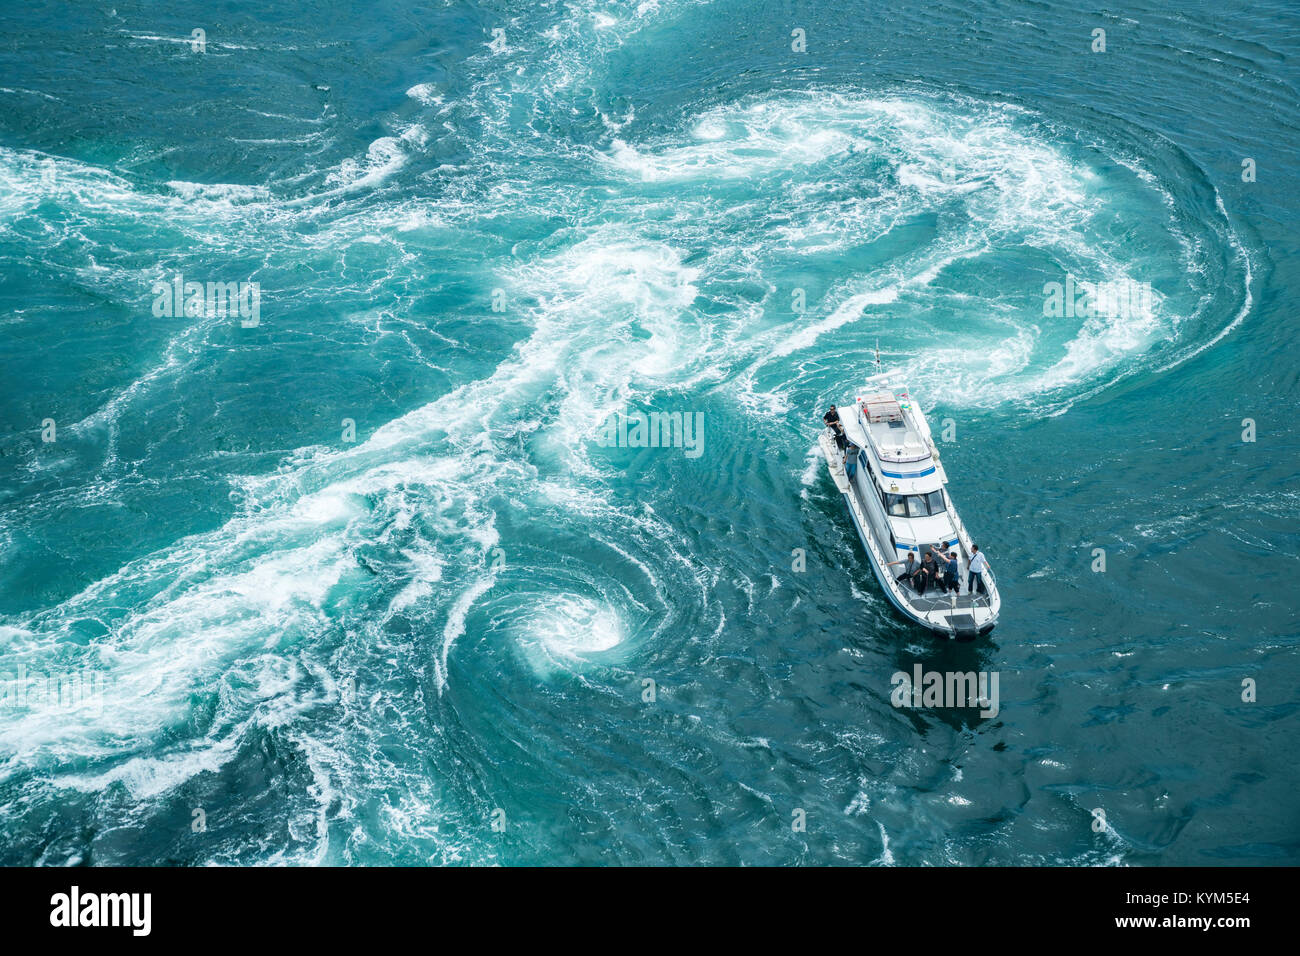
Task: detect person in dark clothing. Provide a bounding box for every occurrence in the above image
[823,404,847,451]
[942,551,960,594]
[926,543,945,588]
[916,551,939,595]
[925,544,949,593]
[910,565,929,595]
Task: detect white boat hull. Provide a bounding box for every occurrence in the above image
[819,425,998,639]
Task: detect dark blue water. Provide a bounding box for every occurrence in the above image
[0,0,1297,865]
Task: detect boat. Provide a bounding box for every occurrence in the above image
[819,371,1000,638]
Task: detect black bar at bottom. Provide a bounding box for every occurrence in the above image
[0,865,1280,942]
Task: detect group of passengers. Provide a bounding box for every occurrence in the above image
[888,544,988,597]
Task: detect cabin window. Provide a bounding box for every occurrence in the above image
[885,490,946,518]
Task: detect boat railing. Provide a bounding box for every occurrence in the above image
[843,478,922,611]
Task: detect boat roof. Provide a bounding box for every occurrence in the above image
[857,392,930,463]
[842,379,946,494]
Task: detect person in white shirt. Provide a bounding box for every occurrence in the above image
[967,545,989,595]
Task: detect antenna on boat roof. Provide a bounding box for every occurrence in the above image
[874,339,881,374]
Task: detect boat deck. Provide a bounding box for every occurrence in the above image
[893,584,991,613]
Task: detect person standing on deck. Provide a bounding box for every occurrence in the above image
[844,442,859,480]
[924,544,947,592]
[968,545,989,596]
[823,405,846,451]
[943,551,960,594]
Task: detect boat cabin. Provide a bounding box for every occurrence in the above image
[847,389,956,558]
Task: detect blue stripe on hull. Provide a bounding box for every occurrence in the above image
[895,539,958,554]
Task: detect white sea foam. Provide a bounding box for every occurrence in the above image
[768,288,900,359]
[515,594,625,677]
[405,83,444,106]
[323,136,408,192]
[604,88,1247,413]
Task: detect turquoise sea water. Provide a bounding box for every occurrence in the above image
[0,0,1297,865]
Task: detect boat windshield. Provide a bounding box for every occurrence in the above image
[885,490,947,518]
